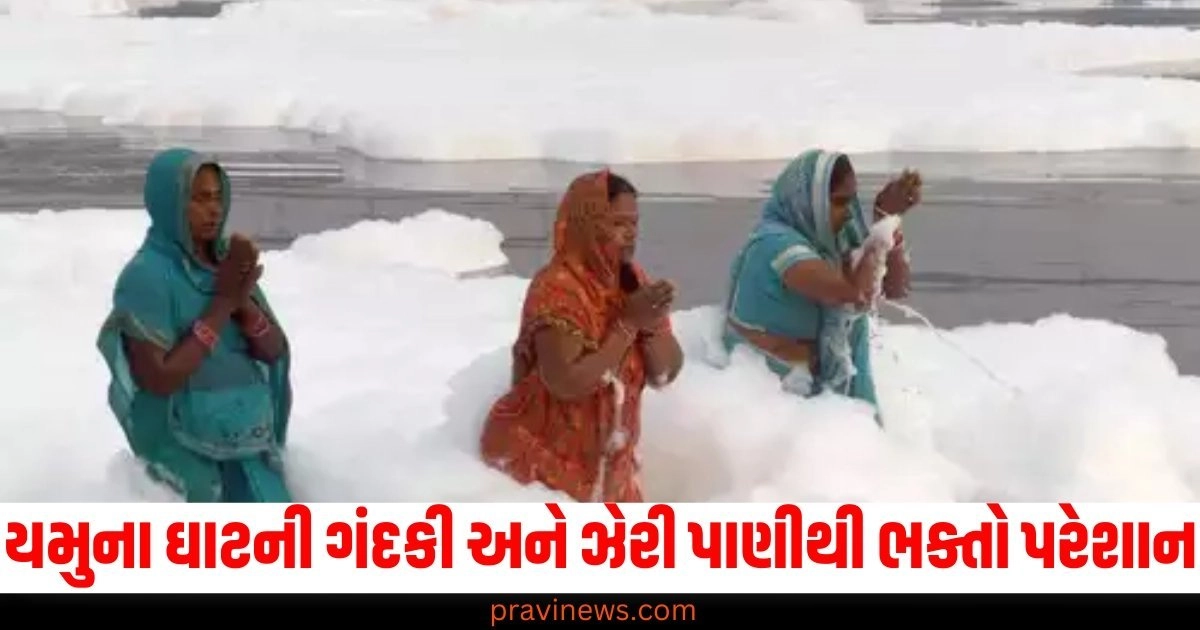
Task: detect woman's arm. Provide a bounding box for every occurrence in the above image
[234,299,287,363]
[532,320,639,401]
[124,296,237,396]
[781,257,876,309]
[873,203,912,300]
[639,320,683,388]
[881,241,911,300]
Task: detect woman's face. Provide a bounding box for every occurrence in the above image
[829,169,857,233]
[597,192,639,263]
[188,165,223,246]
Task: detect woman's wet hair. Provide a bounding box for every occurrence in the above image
[607,172,638,201]
[830,154,854,192]
[196,162,221,178]
[619,260,640,293]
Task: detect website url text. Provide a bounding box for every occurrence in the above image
[491,600,696,625]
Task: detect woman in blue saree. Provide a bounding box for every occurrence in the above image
[721,149,919,423]
[97,148,293,502]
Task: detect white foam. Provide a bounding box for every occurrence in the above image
[5,207,1200,503]
[4,0,1200,160]
[286,208,509,276]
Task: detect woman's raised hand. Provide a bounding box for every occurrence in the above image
[875,168,923,216]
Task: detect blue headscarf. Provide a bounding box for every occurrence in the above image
[96,148,293,497]
[756,149,870,263]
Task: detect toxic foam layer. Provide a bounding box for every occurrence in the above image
[4,0,1200,161]
[4,207,1200,503]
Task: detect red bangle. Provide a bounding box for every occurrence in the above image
[244,311,271,338]
[192,320,218,351]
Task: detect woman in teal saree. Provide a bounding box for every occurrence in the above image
[720,149,919,423]
[97,148,294,502]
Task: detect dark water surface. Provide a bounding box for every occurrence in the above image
[3,114,1200,375]
[859,0,1200,27]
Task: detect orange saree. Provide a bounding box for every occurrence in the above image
[479,170,671,503]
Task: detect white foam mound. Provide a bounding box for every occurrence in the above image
[5,0,1200,159]
[4,207,1200,503]
[286,208,508,276]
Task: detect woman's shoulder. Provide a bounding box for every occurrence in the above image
[739,228,819,272]
[525,261,589,300]
[520,262,601,326]
[112,248,187,306]
[752,225,815,249]
[116,249,171,287]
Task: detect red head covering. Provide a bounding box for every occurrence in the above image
[549,168,626,310]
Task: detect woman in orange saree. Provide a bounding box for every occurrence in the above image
[480,170,684,503]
